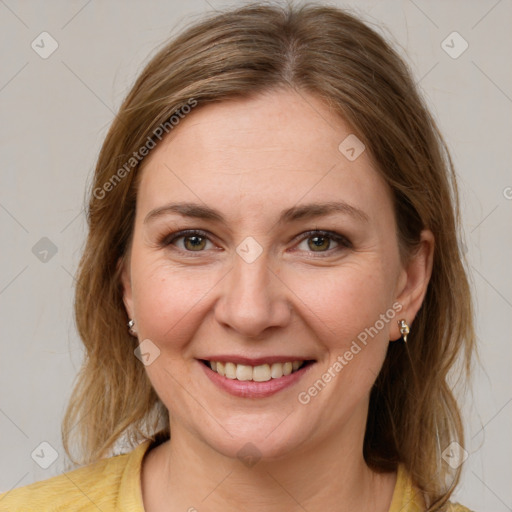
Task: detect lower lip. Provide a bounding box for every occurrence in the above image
[198,360,315,398]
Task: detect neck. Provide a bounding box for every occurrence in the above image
[141,411,396,512]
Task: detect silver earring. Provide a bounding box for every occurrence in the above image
[398,319,410,342]
[127,319,137,335]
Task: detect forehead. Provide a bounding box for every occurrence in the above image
[136,89,393,223]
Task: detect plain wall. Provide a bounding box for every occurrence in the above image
[0,1,511,510]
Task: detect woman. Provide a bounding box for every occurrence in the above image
[0,3,475,511]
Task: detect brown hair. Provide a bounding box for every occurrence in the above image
[62,2,475,510]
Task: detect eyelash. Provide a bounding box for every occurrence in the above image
[160,229,352,256]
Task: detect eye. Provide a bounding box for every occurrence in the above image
[294,230,351,254]
[161,229,351,255]
[164,230,214,252]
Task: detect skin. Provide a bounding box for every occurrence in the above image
[120,88,434,512]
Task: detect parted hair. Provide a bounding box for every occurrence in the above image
[62,3,475,510]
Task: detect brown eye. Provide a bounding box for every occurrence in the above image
[295,230,351,254]
[307,235,331,251]
[182,234,207,251]
[164,230,213,252]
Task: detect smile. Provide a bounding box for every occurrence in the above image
[198,359,316,398]
[202,360,309,381]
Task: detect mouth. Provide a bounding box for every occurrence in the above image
[198,359,316,382]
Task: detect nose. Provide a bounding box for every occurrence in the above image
[214,249,292,339]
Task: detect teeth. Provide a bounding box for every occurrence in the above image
[270,363,283,379]
[236,364,253,381]
[253,364,271,382]
[282,362,292,376]
[208,360,306,381]
[225,362,236,379]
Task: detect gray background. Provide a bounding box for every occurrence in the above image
[0,0,511,510]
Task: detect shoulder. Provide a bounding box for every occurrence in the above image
[444,502,475,512]
[390,464,475,512]
[0,440,151,512]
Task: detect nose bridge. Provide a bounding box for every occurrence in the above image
[215,241,291,337]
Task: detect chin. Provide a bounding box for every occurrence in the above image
[200,422,311,464]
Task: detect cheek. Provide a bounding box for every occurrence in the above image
[130,251,226,353]
[287,260,396,349]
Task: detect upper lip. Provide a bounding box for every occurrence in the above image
[198,355,315,366]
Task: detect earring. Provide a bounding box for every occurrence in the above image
[398,319,410,342]
[127,319,137,336]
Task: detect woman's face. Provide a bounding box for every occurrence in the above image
[121,88,432,460]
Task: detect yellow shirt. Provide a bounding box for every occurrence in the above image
[0,439,473,511]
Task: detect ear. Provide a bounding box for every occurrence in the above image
[117,255,135,320]
[390,229,434,341]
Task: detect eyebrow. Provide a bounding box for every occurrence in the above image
[144,201,369,224]
[144,200,369,225]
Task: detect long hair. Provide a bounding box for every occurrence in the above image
[62,3,475,510]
